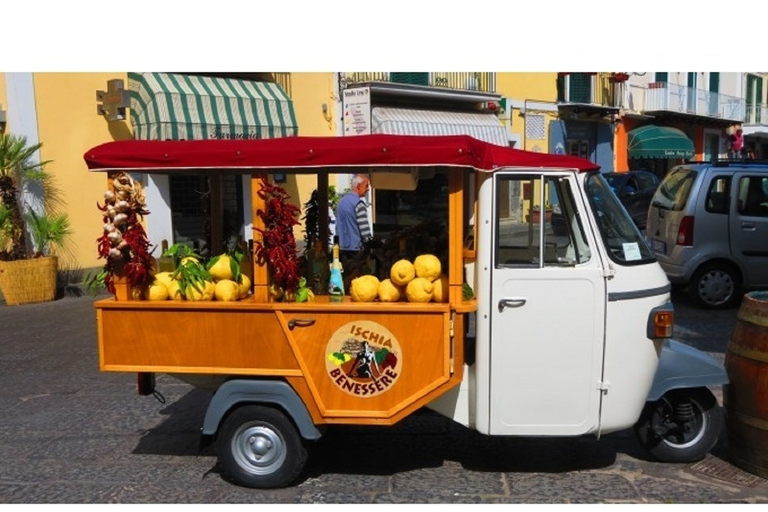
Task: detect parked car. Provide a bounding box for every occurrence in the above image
[646,161,768,308]
[604,171,660,229]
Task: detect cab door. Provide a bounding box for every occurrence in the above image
[732,173,768,286]
[488,172,606,436]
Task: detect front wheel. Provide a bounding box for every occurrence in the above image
[634,388,722,463]
[216,405,308,488]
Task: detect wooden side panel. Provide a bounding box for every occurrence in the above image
[99,308,300,375]
[285,309,450,419]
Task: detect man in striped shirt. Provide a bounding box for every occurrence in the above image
[335,174,372,258]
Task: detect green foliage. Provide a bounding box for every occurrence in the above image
[462,282,475,301]
[0,132,61,261]
[162,243,201,267]
[25,209,72,257]
[295,277,309,303]
[83,268,109,296]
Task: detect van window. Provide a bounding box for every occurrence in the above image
[652,168,697,211]
[737,176,768,216]
[586,173,655,265]
[705,177,730,214]
[495,175,591,268]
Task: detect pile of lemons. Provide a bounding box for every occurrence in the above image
[350,254,449,303]
[143,253,251,302]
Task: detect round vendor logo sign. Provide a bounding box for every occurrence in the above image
[325,321,402,398]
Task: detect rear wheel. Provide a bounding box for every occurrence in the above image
[689,263,741,309]
[634,388,722,463]
[216,405,308,489]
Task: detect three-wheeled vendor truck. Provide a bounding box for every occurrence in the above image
[84,134,727,489]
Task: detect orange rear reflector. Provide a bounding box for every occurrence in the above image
[654,311,674,338]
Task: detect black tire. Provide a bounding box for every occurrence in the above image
[634,388,722,463]
[689,262,741,309]
[216,405,308,489]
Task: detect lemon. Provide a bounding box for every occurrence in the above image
[209,254,235,282]
[390,259,415,286]
[406,277,434,303]
[166,279,184,301]
[154,271,173,289]
[351,275,380,302]
[144,282,169,301]
[214,279,240,301]
[432,274,449,303]
[238,274,252,299]
[186,280,215,301]
[414,254,442,281]
[378,279,404,302]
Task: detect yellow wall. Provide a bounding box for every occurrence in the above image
[27,72,336,272]
[495,72,559,152]
[0,73,6,121]
[32,72,130,272]
[278,73,336,213]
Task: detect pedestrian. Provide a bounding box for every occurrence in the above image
[335,173,371,259]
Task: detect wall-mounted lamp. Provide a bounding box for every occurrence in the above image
[322,103,332,122]
[96,79,130,121]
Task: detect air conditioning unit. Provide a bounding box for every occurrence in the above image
[370,168,419,191]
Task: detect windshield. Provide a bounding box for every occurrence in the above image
[652,168,696,211]
[585,173,655,265]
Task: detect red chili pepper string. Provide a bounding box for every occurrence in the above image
[253,177,302,294]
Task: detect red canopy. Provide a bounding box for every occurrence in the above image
[84,134,600,173]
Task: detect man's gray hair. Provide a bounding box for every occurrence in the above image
[351,174,369,188]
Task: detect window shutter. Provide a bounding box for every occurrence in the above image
[390,73,430,86]
[569,73,592,103]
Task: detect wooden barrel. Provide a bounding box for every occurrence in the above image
[724,291,768,478]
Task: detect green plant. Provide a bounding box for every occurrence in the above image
[25,209,72,258]
[162,243,212,298]
[0,133,59,261]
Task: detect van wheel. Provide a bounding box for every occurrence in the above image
[216,405,307,489]
[689,263,741,309]
[634,388,722,463]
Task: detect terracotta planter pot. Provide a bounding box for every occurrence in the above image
[0,256,58,306]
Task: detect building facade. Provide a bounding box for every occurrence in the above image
[0,71,757,284]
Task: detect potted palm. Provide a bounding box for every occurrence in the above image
[0,132,69,305]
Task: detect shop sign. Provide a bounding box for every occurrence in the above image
[342,87,371,136]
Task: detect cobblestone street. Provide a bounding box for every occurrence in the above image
[0,294,766,504]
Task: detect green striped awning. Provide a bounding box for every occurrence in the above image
[128,72,298,140]
[627,125,694,159]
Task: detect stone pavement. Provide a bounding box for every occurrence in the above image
[0,294,767,504]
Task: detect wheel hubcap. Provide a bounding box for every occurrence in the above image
[698,270,734,306]
[658,398,707,449]
[232,424,286,475]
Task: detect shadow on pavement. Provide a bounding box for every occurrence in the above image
[129,390,739,486]
[132,388,213,457]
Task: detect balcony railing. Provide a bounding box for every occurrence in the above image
[556,72,622,108]
[341,72,496,93]
[641,82,745,122]
[745,104,768,125]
